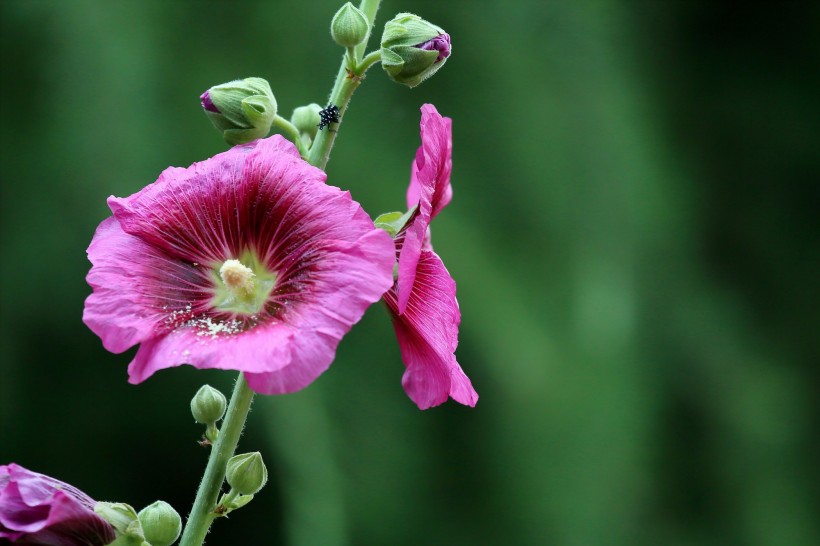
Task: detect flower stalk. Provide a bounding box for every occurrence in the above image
[308,0,382,170]
[272,115,308,158]
[179,374,255,546]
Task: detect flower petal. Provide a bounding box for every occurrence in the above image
[0,464,115,545]
[395,205,428,315]
[397,104,454,314]
[127,319,295,384]
[385,250,477,409]
[83,216,209,354]
[245,228,395,394]
[107,136,312,265]
[406,103,453,219]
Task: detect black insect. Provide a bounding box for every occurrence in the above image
[318,104,340,130]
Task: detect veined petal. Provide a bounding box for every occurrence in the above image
[385,250,477,409]
[406,103,452,220]
[83,216,209,354]
[397,104,454,314]
[127,320,294,383]
[246,228,395,394]
[396,205,428,314]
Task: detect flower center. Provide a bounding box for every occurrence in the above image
[220,259,256,296]
[211,252,276,316]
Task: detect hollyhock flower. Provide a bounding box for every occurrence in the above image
[83,135,394,395]
[384,104,478,409]
[0,464,116,545]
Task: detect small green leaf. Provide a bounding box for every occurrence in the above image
[374,207,416,237]
[229,494,255,510]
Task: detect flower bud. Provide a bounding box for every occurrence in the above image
[138,501,181,546]
[380,13,451,87]
[95,502,145,543]
[330,2,369,48]
[200,77,277,145]
[291,103,322,141]
[190,384,227,425]
[225,452,268,495]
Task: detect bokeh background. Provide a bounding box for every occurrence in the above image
[1,1,818,545]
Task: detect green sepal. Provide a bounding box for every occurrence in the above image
[381,13,443,48]
[95,502,145,545]
[222,127,267,146]
[204,110,236,133]
[382,47,439,87]
[229,494,255,510]
[379,48,404,70]
[375,207,416,237]
[108,538,149,546]
[241,96,274,126]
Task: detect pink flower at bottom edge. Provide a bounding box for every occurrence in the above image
[0,464,116,545]
[83,135,395,395]
[386,104,477,410]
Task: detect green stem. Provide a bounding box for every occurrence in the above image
[180,3,381,543]
[355,0,381,60]
[357,50,382,74]
[346,46,357,71]
[218,488,239,513]
[272,115,308,158]
[180,374,256,546]
[307,0,382,170]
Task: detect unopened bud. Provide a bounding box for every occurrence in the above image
[200,77,277,145]
[138,501,181,546]
[291,103,322,141]
[225,452,268,495]
[380,13,451,87]
[331,2,369,48]
[191,385,227,425]
[95,502,145,544]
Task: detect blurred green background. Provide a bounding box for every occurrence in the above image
[1,1,818,545]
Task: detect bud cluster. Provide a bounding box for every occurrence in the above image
[95,500,181,546]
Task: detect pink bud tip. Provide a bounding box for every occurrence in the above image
[417,33,451,63]
[200,90,219,113]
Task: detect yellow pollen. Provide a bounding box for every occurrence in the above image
[219,259,256,296]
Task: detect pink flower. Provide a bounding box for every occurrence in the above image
[0,464,116,545]
[384,104,478,409]
[83,135,395,395]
